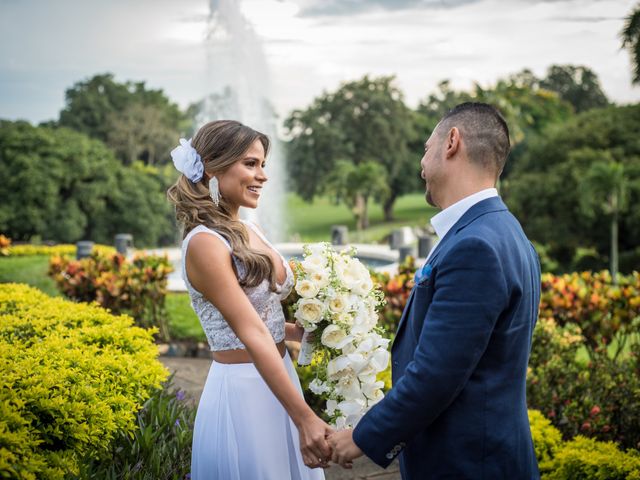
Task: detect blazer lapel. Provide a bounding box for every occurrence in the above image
[392,196,508,342]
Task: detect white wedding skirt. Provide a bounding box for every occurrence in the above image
[191,350,325,480]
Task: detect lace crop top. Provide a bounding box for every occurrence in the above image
[181,221,294,351]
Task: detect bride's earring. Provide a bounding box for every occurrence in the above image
[209,176,220,207]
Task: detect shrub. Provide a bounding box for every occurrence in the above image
[5,243,115,257]
[0,283,168,479]
[0,235,10,256]
[48,251,173,341]
[539,271,640,353]
[543,436,640,480]
[527,317,640,450]
[76,378,195,480]
[529,409,563,472]
[371,255,416,334]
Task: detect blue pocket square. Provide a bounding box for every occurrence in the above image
[414,263,432,283]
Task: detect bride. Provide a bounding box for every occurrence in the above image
[167,120,330,480]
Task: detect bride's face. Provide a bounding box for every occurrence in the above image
[218,139,268,210]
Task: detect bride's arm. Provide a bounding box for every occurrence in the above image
[285,322,304,342]
[186,233,332,467]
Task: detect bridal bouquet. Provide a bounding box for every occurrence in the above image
[291,243,390,429]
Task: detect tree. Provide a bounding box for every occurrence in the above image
[577,153,628,281]
[540,65,609,113]
[325,161,390,230]
[0,120,174,246]
[106,103,177,166]
[503,105,640,273]
[621,2,640,85]
[58,73,187,165]
[284,75,419,225]
[416,75,573,177]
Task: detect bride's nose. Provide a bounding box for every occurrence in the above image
[256,165,268,183]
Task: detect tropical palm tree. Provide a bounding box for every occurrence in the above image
[621,2,640,84]
[577,151,628,283]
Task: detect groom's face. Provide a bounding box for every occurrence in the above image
[420,129,445,208]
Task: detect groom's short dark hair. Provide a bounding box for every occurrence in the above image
[437,102,510,177]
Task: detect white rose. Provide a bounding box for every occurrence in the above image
[334,312,355,329]
[309,269,330,289]
[295,279,319,298]
[328,293,348,314]
[352,276,374,296]
[294,298,325,326]
[335,260,360,290]
[321,325,353,349]
[302,253,326,272]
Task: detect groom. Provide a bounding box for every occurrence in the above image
[328,102,541,479]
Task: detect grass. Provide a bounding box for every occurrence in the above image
[165,293,205,342]
[285,192,437,243]
[0,255,59,296]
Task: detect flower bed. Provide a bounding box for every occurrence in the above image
[0,235,115,258]
[48,252,172,341]
[0,283,168,479]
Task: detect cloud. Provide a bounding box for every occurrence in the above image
[548,15,622,23]
[292,0,613,17]
[295,0,478,17]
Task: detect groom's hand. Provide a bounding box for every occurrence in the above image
[328,429,363,468]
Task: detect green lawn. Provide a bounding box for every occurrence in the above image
[0,256,59,296]
[165,293,205,341]
[285,192,437,243]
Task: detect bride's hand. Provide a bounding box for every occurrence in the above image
[296,412,334,469]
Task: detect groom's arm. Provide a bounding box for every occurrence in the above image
[352,236,509,467]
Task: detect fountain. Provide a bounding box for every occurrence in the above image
[197,0,285,241]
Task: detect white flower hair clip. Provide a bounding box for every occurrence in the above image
[171,138,204,183]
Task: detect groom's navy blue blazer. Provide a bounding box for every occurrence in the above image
[353,197,541,479]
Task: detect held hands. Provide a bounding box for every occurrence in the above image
[297,413,334,469]
[327,428,363,469]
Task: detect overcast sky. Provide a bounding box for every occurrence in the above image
[1,0,638,126]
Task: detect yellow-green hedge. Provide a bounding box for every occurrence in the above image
[544,436,640,480]
[529,409,563,471]
[5,244,115,257]
[528,409,640,479]
[0,284,168,480]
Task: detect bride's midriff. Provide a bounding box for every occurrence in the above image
[212,340,287,364]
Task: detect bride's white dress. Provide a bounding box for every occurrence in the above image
[183,221,325,480]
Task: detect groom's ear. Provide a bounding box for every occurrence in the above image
[444,127,461,158]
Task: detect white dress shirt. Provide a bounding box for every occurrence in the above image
[425,188,499,262]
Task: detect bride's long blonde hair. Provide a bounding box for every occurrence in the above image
[167,120,278,291]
